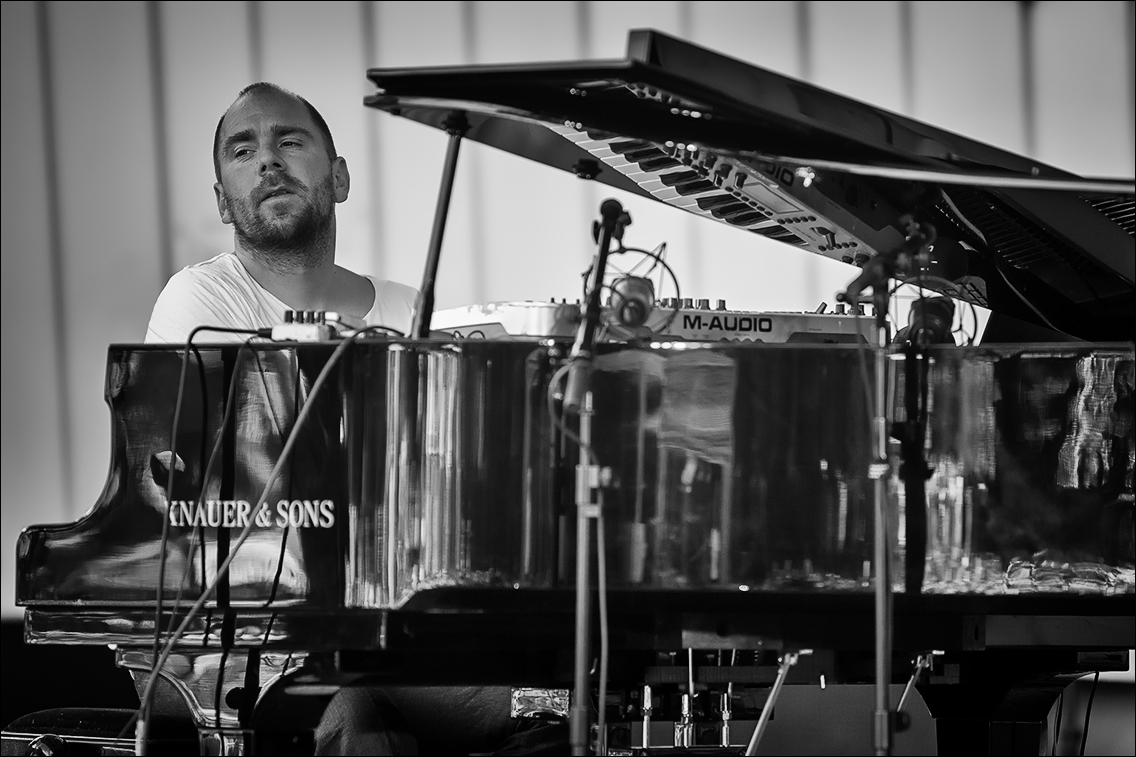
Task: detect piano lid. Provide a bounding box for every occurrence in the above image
[365,29,1134,342]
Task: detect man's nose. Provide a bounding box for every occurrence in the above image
[257,147,285,174]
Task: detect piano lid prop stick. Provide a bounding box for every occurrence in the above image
[411,112,469,339]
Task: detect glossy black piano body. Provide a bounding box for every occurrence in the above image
[17,339,1133,610]
[11,27,1135,756]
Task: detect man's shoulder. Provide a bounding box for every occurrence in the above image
[145,252,264,343]
[158,252,258,302]
[359,275,417,335]
[368,276,418,301]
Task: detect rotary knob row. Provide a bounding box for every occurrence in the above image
[284,310,327,324]
[659,298,728,310]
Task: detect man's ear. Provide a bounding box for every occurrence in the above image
[214,183,233,224]
[333,157,350,204]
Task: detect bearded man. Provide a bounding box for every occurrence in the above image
[143,83,566,755]
[146,82,416,342]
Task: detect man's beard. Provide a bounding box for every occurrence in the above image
[226,172,335,274]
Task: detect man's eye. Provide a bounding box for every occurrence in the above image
[280,139,300,148]
[233,147,252,159]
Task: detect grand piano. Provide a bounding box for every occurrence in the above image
[8,29,1133,757]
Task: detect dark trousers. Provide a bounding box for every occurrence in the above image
[314,685,568,756]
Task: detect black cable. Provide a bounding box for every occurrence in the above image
[1078,671,1100,757]
[850,308,879,433]
[547,362,599,464]
[253,321,400,617]
[119,332,260,746]
[262,611,279,648]
[152,328,257,660]
[345,323,404,337]
[164,339,260,639]
[137,326,388,754]
[138,326,261,751]
[236,344,299,614]
[264,348,304,608]
[214,645,230,729]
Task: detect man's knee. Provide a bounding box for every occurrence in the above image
[314,686,417,756]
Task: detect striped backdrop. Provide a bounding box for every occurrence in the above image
[2,0,1133,616]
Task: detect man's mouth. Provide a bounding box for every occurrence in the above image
[260,186,294,202]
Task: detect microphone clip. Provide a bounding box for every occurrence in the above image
[592,209,632,247]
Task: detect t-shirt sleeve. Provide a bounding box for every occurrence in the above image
[367,279,419,337]
[145,269,259,344]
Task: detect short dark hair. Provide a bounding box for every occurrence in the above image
[212,82,337,182]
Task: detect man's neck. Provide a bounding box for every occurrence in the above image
[233,243,374,318]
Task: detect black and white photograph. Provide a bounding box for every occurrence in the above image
[2,1,1133,755]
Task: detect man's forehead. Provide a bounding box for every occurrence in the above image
[221,90,313,137]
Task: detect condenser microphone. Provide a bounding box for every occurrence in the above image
[609,275,656,328]
[838,251,899,305]
[894,296,956,347]
[563,199,628,413]
[839,215,937,306]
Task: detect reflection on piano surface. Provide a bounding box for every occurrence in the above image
[17,342,1133,608]
[10,27,1135,757]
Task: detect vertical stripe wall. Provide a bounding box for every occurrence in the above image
[1,0,1133,617]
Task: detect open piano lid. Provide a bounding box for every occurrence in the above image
[365,29,1134,342]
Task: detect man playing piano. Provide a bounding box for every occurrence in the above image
[144,82,566,755]
[145,82,417,343]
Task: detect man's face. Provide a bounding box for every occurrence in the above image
[213,91,348,265]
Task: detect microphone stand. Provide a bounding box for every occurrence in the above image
[567,199,626,755]
[836,281,895,757]
[838,218,934,757]
[868,284,894,757]
[569,392,600,757]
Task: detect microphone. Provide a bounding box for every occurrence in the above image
[838,215,936,305]
[837,251,899,305]
[563,199,628,412]
[893,296,956,347]
[609,275,656,328]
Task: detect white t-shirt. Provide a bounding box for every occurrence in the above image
[145,252,418,343]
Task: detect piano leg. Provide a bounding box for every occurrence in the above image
[116,647,310,755]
